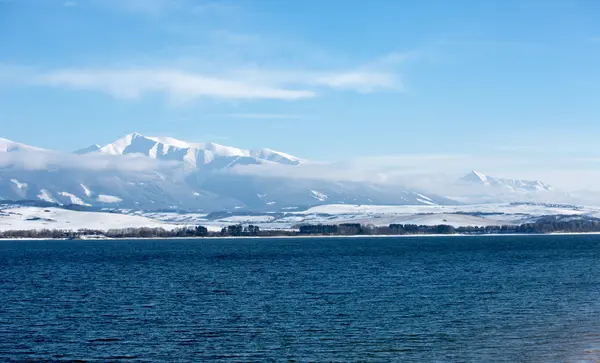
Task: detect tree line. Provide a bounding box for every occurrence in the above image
[2,217,600,239]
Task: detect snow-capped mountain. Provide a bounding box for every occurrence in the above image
[0,133,454,210]
[78,132,302,168]
[462,170,552,192]
[0,138,43,153]
[0,134,565,211]
[73,144,101,154]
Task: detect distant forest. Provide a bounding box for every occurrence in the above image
[2,216,600,239]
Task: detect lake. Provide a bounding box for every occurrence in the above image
[1,236,600,362]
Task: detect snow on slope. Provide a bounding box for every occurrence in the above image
[74,144,101,154]
[310,190,328,201]
[0,138,43,153]
[37,189,56,203]
[97,194,122,203]
[80,184,93,197]
[90,132,301,167]
[250,148,302,165]
[462,170,552,191]
[10,179,27,190]
[0,207,181,232]
[59,192,90,206]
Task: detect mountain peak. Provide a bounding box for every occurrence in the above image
[462,170,490,185]
[0,138,42,153]
[461,170,552,192]
[74,144,101,154]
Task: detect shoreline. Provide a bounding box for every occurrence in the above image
[2,231,600,241]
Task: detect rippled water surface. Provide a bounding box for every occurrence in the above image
[2,236,600,362]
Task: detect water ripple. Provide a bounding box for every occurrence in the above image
[1,236,600,362]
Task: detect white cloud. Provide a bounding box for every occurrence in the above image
[34,69,315,102]
[0,149,179,173]
[314,72,397,93]
[231,67,399,93]
[30,63,401,102]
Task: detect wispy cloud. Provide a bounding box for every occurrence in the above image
[28,57,401,102]
[34,69,315,102]
[0,149,179,173]
[313,72,397,93]
[230,68,400,94]
[63,1,77,7]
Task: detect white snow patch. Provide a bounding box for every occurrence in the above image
[10,179,28,190]
[310,190,328,201]
[80,184,93,197]
[97,194,122,203]
[37,189,56,203]
[59,192,90,206]
[416,193,433,202]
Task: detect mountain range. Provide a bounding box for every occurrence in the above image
[0,133,556,211]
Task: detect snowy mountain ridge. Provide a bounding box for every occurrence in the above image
[0,138,44,153]
[79,132,303,168]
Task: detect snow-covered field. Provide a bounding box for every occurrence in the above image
[1,202,599,233]
[130,203,600,230]
[0,207,181,232]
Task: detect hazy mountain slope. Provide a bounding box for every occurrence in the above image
[0,134,562,211]
[462,170,552,191]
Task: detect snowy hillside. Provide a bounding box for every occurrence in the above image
[0,206,181,232]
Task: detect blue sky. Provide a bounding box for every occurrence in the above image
[1,0,600,164]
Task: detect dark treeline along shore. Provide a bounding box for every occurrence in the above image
[2,216,600,239]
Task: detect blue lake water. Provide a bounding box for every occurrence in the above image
[2,236,600,362]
